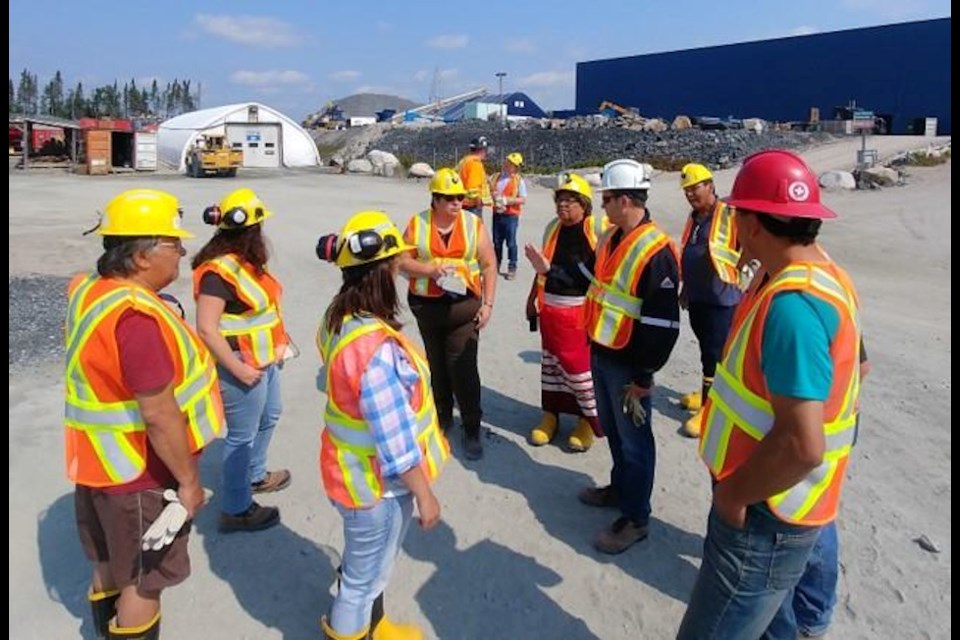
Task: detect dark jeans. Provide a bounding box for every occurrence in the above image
[688,302,736,378]
[492,213,519,270]
[677,507,822,640]
[409,296,483,436]
[590,349,655,526]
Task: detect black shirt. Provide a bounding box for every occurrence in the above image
[544,221,596,296]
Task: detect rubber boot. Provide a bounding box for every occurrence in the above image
[321,616,369,640]
[528,412,558,446]
[679,390,701,411]
[681,378,712,438]
[370,593,424,640]
[567,418,595,452]
[107,612,160,640]
[89,588,120,640]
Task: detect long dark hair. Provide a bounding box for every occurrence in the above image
[191,224,269,274]
[323,258,401,334]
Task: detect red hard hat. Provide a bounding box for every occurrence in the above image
[725,150,836,219]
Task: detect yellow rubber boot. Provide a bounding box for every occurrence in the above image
[567,418,595,452]
[529,413,558,446]
[107,612,160,640]
[372,616,424,640]
[321,616,370,640]
[682,407,705,438]
[679,390,702,411]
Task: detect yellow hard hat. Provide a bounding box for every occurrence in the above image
[680,163,714,189]
[506,152,524,167]
[210,188,274,229]
[429,168,467,196]
[555,171,593,200]
[335,211,412,269]
[98,189,193,238]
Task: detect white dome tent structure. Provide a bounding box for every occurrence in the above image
[158,102,320,172]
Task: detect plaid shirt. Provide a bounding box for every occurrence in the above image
[358,339,424,479]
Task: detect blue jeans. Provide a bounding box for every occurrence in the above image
[677,507,822,640]
[766,522,839,638]
[464,206,483,222]
[217,359,283,516]
[492,213,519,270]
[330,494,414,635]
[590,350,655,526]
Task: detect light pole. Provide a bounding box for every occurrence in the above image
[495,72,507,122]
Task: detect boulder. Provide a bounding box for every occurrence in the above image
[346,158,373,174]
[408,162,435,178]
[819,170,856,190]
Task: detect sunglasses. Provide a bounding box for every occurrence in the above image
[439,194,466,202]
[601,193,619,204]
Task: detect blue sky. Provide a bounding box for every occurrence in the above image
[9,0,950,120]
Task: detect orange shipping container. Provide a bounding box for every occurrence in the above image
[85,129,111,175]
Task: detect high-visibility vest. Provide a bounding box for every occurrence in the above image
[317,314,450,508]
[406,209,483,298]
[491,173,524,215]
[699,261,862,526]
[681,200,741,284]
[535,214,608,308]
[64,274,224,487]
[456,154,491,208]
[193,254,288,368]
[583,222,676,349]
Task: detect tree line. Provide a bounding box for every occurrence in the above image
[9,68,201,120]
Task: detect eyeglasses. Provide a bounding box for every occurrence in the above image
[439,194,465,202]
[154,240,185,254]
[555,194,580,204]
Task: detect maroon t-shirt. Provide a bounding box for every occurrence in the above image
[102,309,180,494]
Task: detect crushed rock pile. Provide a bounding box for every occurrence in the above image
[9,275,69,370]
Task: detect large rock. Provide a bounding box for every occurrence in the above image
[408,162,435,178]
[366,150,400,177]
[346,158,373,174]
[672,115,693,130]
[819,170,856,190]
[861,166,899,187]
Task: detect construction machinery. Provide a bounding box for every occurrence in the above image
[185,133,242,178]
[598,100,642,120]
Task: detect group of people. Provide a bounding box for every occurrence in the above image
[64,148,864,640]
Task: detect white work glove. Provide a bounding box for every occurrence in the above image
[141,489,189,551]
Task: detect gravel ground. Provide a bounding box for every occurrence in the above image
[9,275,69,370]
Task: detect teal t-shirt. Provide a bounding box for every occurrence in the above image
[761,291,839,401]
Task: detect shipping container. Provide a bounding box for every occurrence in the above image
[134,132,158,170]
[85,129,112,175]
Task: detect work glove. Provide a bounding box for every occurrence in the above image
[141,489,189,552]
[621,383,652,427]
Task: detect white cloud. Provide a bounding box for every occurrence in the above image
[788,25,820,36]
[504,38,536,54]
[517,70,575,89]
[426,34,468,49]
[329,70,361,82]
[230,70,311,88]
[194,14,302,48]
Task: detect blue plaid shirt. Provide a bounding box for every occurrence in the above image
[358,339,424,479]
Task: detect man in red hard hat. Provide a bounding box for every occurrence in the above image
[677,150,864,639]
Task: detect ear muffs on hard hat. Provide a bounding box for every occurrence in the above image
[211,188,273,228]
[332,211,412,269]
[429,168,468,196]
[680,163,714,189]
[97,189,194,238]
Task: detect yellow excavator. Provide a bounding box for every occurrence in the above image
[185,133,243,178]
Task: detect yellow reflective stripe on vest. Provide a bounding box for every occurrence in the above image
[212,255,270,308]
[709,203,740,284]
[66,285,132,401]
[409,210,480,296]
[211,256,280,365]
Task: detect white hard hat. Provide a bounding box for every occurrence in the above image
[597,159,652,191]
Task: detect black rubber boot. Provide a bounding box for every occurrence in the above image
[89,589,120,640]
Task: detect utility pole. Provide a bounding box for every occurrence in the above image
[495,72,506,123]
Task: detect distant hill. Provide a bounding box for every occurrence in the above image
[333,93,420,118]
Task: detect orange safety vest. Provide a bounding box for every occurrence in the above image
[680,200,741,284]
[456,154,491,208]
[698,261,862,526]
[317,314,450,508]
[193,254,289,368]
[535,214,608,309]
[583,222,677,349]
[405,209,483,298]
[64,274,224,487]
[490,173,524,215]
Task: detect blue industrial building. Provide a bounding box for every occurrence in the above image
[440,91,547,121]
[575,18,951,134]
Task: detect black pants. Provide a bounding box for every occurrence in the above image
[409,296,483,436]
[687,302,736,378]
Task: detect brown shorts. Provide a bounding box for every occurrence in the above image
[75,486,191,594]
